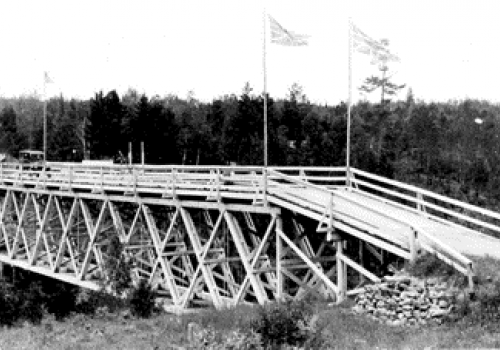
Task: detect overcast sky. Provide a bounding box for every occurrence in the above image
[1,0,499,105]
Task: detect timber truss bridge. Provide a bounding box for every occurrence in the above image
[0,162,500,309]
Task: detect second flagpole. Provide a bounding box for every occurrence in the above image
[346,18,353,188]
[262,8,268,205]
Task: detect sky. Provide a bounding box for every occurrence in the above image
[1,0,500,105]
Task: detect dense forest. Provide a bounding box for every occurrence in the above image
[0,83,499,208]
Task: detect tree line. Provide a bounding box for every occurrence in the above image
[1,84,499,206]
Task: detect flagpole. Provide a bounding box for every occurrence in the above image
[263,9,268,169]
[346,18,353,188]
[262,7,268,205]
[43,74,47,162]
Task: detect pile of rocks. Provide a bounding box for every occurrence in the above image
[352,276,457,326]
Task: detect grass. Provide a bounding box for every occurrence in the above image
[2,253,500,349]
[1,302,500,350]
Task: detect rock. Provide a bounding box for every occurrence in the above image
[352,305,364,314]
[438,300,449,308]
[384,276,411,285]
[429,308,448,317]
[352,277,457,327]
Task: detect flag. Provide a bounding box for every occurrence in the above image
[44,71,53,84]
[351,24,399,63]
[269,16,308,46]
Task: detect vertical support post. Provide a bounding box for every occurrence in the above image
[276,215,283,299]
[409,227,418,263]
[262,167,268,206]
[172,168,177,198]
[128,142,132,165]
[467,263,475,292]
[216,168,221,202]
[326,192,334,241]
[141,141,145,166]
[133,168,137,196]
[42,164,47,188]
[336,241,345,302]
[68,165,73,190]
[359,240,364,284]
[100,166,104,192]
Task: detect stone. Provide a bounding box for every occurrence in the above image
[353,305,364,314]
[384,275,412,284]
[429,308,448,317]
[438,300,449,308]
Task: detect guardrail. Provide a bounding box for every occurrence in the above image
[349,167,500,238]
[0,163,271,204]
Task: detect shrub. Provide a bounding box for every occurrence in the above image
[446,281,500,330]
[76,288,126,316]
[251,299,323,348]
[20,282,44,325]
[0,283,22,326]
[190,325,263,350]
[103,236,133,296]
[44,281,79,320]
[406,252,462,280]
[128,280,156,318]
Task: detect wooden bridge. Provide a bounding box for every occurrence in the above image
[0,162,499,308]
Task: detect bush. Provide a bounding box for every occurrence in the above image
[251,299,323,348]
[0,283,22,326]
[44,281,79,320]
[128,280,156,318]
[103,236,133,296]
[20,282,44,325]
[76,288,126,316]
[447,281,500,330]
[406,252,462,280]
[190,325,263,350]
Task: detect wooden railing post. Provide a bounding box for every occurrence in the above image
[172,168,177,198]
[133,167,137,196]
[262,168,268,206]
[216,168,221,202]
[346,167,351,189]
[68,165,73,190]
[409,227,418,263]
[100,166,104,192]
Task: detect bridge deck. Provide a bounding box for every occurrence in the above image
[2,162,500,277]
[271,184,500,261]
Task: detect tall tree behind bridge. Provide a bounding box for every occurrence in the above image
[86,91,124,160]
[0,106,24,156]
[359,40,405,104]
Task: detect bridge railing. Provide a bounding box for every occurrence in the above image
[350,167,500,238]
[269,166,347,187]
[0,162,271,203]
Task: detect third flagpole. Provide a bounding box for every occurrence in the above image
[346,18,353,188]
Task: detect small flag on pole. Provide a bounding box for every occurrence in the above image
[352,24,399,62]
[269,16,308,46]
